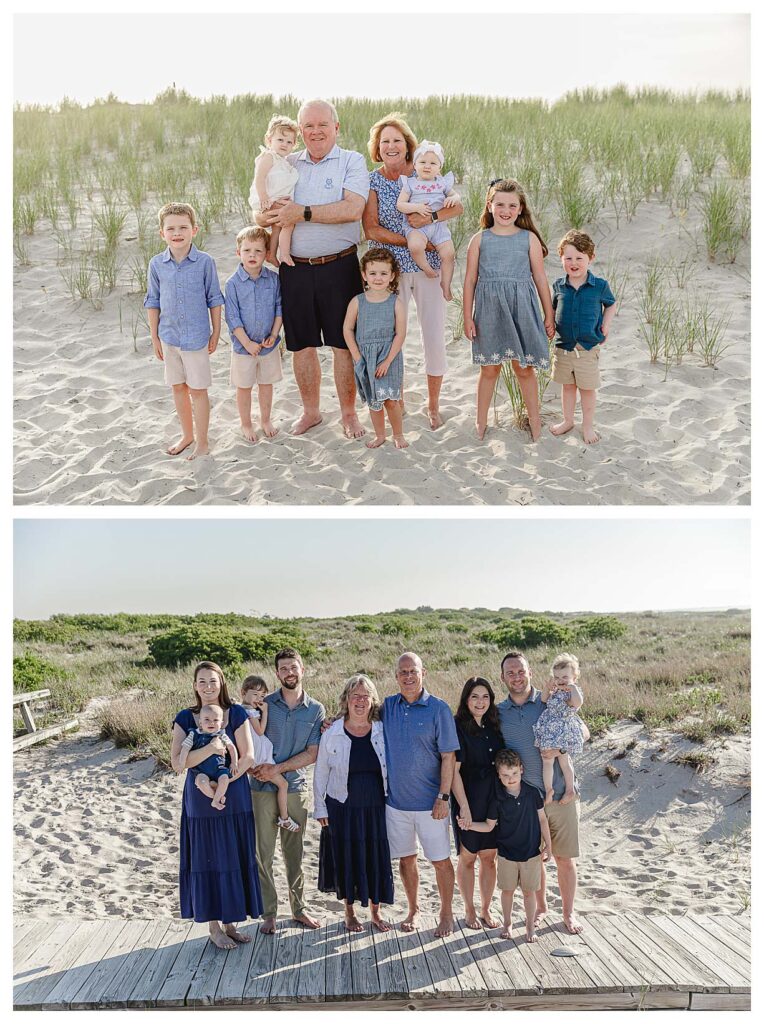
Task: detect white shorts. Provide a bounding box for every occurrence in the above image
[385,805,451,862]
[161,341,211,390]
[230,347,283,388]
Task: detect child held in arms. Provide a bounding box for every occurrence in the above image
[249,115,301,266]
[179,704,239,810]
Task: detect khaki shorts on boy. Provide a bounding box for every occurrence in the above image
[497,854,542,893]
[552,345,601,390]
[545,796,581,859]
[161,341,212,390]
[230,347,283,388]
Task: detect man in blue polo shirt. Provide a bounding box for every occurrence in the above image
[257,98,369,441]
[497,650,586,934]
[382,651,459,938]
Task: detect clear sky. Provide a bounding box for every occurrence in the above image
[13,10,750,107]
[13,518,750,620]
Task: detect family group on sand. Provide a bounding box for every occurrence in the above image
[146,99,615,460]
[171,647,588,951]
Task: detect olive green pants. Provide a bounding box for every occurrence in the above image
[251,789,310,919]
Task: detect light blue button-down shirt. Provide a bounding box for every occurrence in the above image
[497,688,579,801]
[287,144,370,259]
[224,265,282,356]
[382,689,459,812]
[144,244,224,351]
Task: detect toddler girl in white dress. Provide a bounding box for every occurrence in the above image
[249,114,300,267]
[241,675,300,831]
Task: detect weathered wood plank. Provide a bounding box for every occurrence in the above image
[240,924,279,1005]
[485,927,543,995]
[185,932,233,1006]
[13,689,51,705]
[588,913,676,990]
[69,919,152,1009]
[126,919,192,1007]
[696,913,751,962]
[296,920,327,1002]
[437,918,489,997]
[395,920,434,997]
[455,920,514,996]
[650,916,750,992]
[13,719,78,751]
[415,915,463,998]
[96,920,173,1008]
[324,920,353,1001]
[213,923,260,1005]
[13,920,86,1008]
[42,920,128,1009]
[348,921,380,999]
[531,915,599,993]
[13,920,49,959]
[369,923,408,997]
[154,921,210,1007]
[623,912,730,992]
[690,992,751,1010]
[546,916,624,992]
[268,919,303,1003]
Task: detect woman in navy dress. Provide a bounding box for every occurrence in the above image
[451,677,505,929]
[171,661,263,949]
[314,674,394,933]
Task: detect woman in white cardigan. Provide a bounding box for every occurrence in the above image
[314,674,394,933]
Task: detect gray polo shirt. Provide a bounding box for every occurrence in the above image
[497,688,579,801]
[249,689,325,794]
[287,144,370,258]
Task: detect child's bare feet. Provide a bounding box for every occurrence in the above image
[528,415,542,442]
[211,794,226,810]
[480,910,500,928]
[366,435,386,449]
[582,426,601,444]
[393,434,409,449]
[499,922,512,939]
[526,926,538,943]
[560,789,577,805]
[240,424,259,444]
[167,436,194,456]
[534,901,548,925]
[549,420,574,436]
[261,420,279,439]
[427,407,444,430]
[186,442,209,461]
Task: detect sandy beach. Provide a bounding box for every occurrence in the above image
[13,708,751,925]
[13,194,750,506]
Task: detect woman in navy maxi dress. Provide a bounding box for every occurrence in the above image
[171,661,263,949]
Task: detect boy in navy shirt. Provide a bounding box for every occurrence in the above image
[549,230,616,445]
[459,748,551,942]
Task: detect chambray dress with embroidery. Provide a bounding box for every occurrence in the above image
[472,229,550,368]
[353,292,403,410]
[532,689,585,755]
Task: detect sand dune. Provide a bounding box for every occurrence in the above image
[13,196,749,505]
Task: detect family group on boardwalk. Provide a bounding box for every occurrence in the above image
[171,647,587,952]
[146,99,615,460]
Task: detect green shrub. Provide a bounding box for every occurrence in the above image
[573,616,628,641]
[379,617,417,639]
[13,619,77,644]
[148,624,316,669]
[479,615,573,649]
[13,652,71,691]
[446,623,470,634]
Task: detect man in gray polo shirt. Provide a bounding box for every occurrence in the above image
[258,98,369,440]
[496,651,586,934]
[250,647,325,934]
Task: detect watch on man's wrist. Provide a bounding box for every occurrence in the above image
[431,210,439,223]
[303,205,312,222]
[438,792,450,802]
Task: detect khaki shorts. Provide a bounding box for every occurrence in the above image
[230,347,283,388]
[497,854,542,893]
[161,341,211,390]
[552,345,601,390]
[546,796,581,859]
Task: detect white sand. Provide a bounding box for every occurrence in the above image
[13,713,750,924]
[13,195,750,505]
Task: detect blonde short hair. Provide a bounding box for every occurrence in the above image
[551,652,580,677]
[158,202,197,229]
[199,703,224,722]
[338,674,381,722]
[265,114,299,142]
[367,111,418,164]
[236,225,271,248]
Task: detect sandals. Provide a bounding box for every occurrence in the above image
[278,816,301,832]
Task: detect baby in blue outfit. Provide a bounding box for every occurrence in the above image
[179,704,239,810]
[396,140,460,300]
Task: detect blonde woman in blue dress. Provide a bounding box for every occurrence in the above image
[462,179,555,441]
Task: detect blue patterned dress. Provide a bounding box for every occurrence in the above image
[532,690,585,754]
[472,229,550,368]
[368,170,440,274]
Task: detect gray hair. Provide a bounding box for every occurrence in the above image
[298,98,339,124]
[338,674,381,722]
[396,651,423,671]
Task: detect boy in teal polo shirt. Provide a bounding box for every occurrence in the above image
[549,230,616,445]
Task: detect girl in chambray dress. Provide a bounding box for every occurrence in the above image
[462,178,556,440]
[342,249,409,449]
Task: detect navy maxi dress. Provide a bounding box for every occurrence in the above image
[318,729,394,907]
[175,704,263,924]
[453,719,504,854]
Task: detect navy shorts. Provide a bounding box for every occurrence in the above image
[279,250,363,352]
[191,752,231,781]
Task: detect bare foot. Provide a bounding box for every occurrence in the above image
[526,929,538,943]
[290,414,323,436]
[393,434,409,449]
[342,416,366,439]
[186,441,209,461]
[435,916,454,938]
[564,915,584,934]
[260,916,276,935]
[560,789,577,805]
[480,910,501,928]
[528,415,542,442]
[534,903,548,926]
[583,426,601,444]
[293,911,321,930]
[366,435,386,449]
[371,913,391,933]
[344,913,364,933]
[240,424,258,444]
[209,925,237,950]
[499,923,512,939]
[224,924,252,944]
[427,408,444,430]
[261,420,279,439]
[211,794,226,810]
[400,910,420,933]
[549,420,574,436]
[167,436,194,456]
[475,422,487,441]
[464,910,481,930]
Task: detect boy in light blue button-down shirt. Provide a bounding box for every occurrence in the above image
[224,226,284,442]
[144,202,224,460]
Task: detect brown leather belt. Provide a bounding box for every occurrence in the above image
[290,244,357,266]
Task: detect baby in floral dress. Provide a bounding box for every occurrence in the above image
[396,140,460,300]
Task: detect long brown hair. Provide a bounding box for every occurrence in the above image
[191,661,234,712]
[455,676,501,736]
[479,178,548,257]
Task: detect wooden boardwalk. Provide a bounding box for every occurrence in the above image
[13,911,750,1010]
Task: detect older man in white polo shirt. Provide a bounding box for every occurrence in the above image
[258,99,369,439]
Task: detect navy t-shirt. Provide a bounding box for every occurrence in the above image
[486,779,544,862]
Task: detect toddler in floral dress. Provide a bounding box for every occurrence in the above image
[533,653,585,805]
[396,140,460,300]
[240,676,300,831]
[249,114,300,266]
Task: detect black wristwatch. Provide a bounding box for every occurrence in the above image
[438,792,449,802]
[431,210,439,223]
[303,205,312,222]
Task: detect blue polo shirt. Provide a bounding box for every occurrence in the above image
[287,144,370,259]
[382,689,460,812]
[249,690,325,794]
[144,244,224,351]
[497,688,579,802]
[552,271,615,351]
[224,265,282,355]
[486,779,544,862]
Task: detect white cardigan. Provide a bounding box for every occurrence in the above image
[312,718,388,820]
